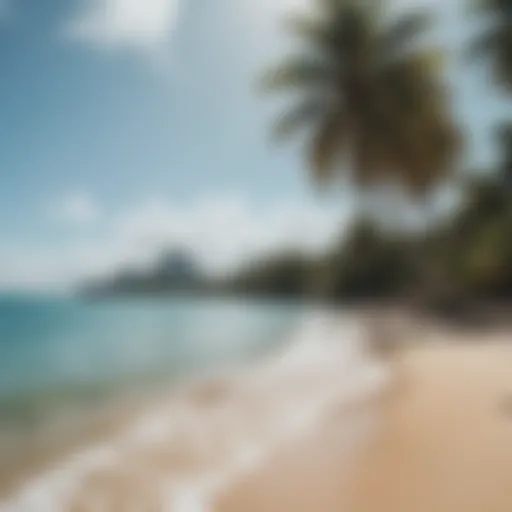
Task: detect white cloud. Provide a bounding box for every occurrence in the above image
[0,193,351,291]
[64,0,180,53]
[52,191,101,227]
[112,194,350,275]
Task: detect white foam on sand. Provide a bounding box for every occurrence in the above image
[0,310,391,512]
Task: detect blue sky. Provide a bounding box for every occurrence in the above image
[0,0,508,290]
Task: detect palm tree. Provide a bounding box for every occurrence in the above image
[496,121,512,184]
[470,0,512,92]
[262,0,460,200]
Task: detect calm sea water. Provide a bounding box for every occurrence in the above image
[0,295,302,428]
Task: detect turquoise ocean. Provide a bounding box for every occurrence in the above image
[0,295,390,510]
[0,295,301,433]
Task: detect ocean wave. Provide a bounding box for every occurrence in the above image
[0,310,391,512]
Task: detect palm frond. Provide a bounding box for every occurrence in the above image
[469,0,512,90]
[286,2,375,63]
[469,26,512,88]
[260,57,334,94]
[273,98,330,142]
[309,112,348,182]
[474,0,512,16]
[467,30,499,59]
[381,11,432,57]
[261,0,460,198]
[286,14,331,48]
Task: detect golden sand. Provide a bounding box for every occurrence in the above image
[216,336,512,512]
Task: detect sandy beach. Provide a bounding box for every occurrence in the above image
[216,324,512,512]
[2,313,512,511]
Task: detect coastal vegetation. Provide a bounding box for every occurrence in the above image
[245,0,511,308]
[87,0,511,311]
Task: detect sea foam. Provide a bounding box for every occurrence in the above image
[0,310,390,511]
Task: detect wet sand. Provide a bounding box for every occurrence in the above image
[0,390,171,499]
[3,314,512,511]
[216,332,512,512]
[0,312,389,511]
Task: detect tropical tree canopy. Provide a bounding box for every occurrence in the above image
[262,0,460,197]
[471,0,512,91]
[496,121,512,183]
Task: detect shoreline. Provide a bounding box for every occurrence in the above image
[216,326,512,512]
[1,310,511,510]
[0,311,389,510]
